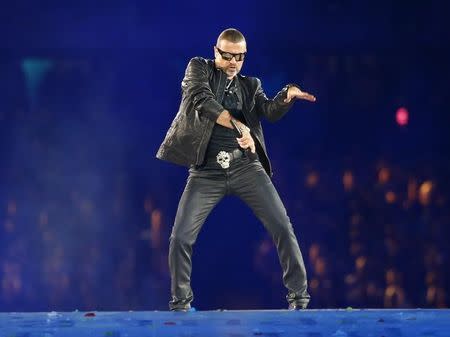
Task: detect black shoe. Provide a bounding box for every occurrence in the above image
[286,290,310,310]
[288,302,307,310]
[169,295,193,312]
[170,303,192,312]
[171,307,189,312]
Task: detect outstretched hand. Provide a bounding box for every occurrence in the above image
[284,86,316,103]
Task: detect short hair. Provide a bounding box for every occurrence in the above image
[217,28,246,45]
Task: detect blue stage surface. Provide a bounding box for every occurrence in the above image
[0,309,449,337]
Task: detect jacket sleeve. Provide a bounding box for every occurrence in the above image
[254,78,298,123]
[181,57,224,122]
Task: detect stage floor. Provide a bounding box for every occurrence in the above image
[0,309,449,337]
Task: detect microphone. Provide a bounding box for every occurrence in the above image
[230,119,258,161]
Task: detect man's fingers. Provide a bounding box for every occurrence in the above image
[237,138,248,147]
[237,133,255,152]
[237,138,255,151]
[284,91,316,103]
[300,92,316,102]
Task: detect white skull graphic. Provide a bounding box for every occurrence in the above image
[216,151,231,169]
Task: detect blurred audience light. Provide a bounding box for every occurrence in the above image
[395,107,409,126]
[419,181,433,206]
[144,198,154,213]
[314,257,327,276]
[308,243,321,263]
[343,170,354,191]
[305,171,319,188]
[355,255,367,271]
[151,209,162,229]
[378,167,390,185]
[150,209,163,248]
[310,278,319,290]
[385,191,397,204]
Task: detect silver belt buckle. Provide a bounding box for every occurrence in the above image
[216,151,231,169]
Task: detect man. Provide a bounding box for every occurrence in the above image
[156,28,316,311]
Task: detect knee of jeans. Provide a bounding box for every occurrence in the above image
[170,233,195,247]
[271,220,295,238]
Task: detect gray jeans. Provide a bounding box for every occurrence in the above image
[168,154,310,310]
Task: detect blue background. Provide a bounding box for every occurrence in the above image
[0,0,449,311]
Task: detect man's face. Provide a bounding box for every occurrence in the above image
[214,39,246,79]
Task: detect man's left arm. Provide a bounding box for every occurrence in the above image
[255,80,316,122]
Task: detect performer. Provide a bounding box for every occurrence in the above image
[156,28,316,311]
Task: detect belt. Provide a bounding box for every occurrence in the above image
[212,148,244,169]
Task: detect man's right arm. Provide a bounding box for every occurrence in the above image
[181,57,225,123]
[182,58,250,132]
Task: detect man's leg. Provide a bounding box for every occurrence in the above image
[230,160,310,308]
[169,169,226,310]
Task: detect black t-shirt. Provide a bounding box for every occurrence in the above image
[205,78,246,157]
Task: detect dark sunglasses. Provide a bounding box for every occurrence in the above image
[216,47,246,62]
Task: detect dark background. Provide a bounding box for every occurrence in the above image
[0,0,449,311]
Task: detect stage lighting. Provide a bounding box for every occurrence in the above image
[396,107,409,126]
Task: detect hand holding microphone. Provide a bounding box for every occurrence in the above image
[230,119,258,161]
